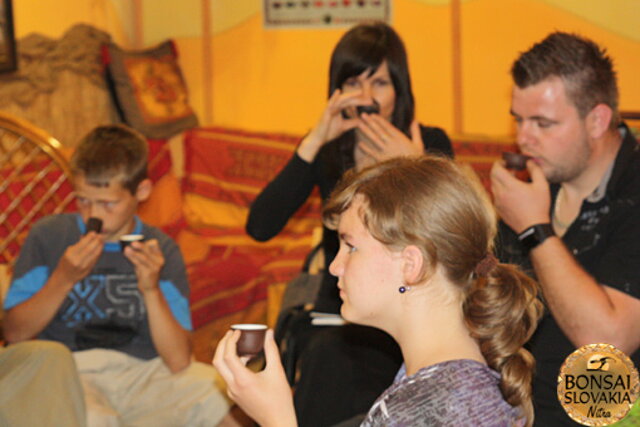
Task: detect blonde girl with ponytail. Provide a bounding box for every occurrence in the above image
[214,156,542,426]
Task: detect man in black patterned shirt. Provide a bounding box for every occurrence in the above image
[491,32,640,426]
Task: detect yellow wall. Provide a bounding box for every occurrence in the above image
[460,0,640,136]
[13,0,133,46]
[171,0,640,137]
[197,1,454,136]
[10,0,640,138]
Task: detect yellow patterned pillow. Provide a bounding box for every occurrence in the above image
[102,40,198,139]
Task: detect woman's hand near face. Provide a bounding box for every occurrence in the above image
[297,89,362,162]
[356,117,424,163]
[213,329,297,427]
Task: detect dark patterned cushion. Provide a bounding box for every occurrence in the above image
[102,40,198,139]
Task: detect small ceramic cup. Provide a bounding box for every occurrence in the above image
[502,152,532,171]
[356,104,380,116]
[231,324,268,357]
[85,217,103,234]
[119,234,144,251]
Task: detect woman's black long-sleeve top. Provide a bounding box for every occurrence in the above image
[246,125,454,313]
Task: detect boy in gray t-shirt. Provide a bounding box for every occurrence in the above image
[4,125,231,426]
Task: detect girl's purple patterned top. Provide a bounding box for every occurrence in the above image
[360,359,525,426]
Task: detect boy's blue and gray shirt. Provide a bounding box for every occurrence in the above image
[5,213,191,360]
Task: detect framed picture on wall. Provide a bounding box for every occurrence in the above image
[264,0,391,28]
[0,0,16,73]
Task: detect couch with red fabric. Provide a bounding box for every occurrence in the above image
[137,127,323,361]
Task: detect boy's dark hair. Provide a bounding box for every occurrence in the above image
[329,22,415,135]
[71,124,148,194]
[511,32,619,130]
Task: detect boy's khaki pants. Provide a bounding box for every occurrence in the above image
[74,348,231,427]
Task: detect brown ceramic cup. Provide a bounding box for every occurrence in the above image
[86,217,103,235]
[231,324,267,357]
[119,234,144,251]
[502,152,532,171]
[356,104,380,116]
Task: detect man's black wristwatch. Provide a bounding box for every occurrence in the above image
[517,223,555,252]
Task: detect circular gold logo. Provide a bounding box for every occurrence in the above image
[557,344,639,426]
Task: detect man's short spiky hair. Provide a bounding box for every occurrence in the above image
[511,32,619,129]
[71,124,148,194]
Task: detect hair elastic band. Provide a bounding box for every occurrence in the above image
[474,253,498,277]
